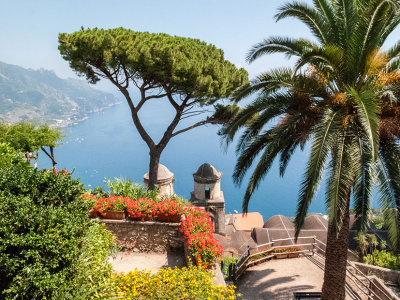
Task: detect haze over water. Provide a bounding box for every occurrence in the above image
[38,100,327,220]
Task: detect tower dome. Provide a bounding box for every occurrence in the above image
[144,164,173,181]
[143,164,174,196]
[193,163,222,183]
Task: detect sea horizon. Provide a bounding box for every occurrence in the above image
[38,101,328,220]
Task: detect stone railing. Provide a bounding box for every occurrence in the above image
[98,219,184,253]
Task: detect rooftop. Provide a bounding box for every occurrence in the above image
[229,212,264,231]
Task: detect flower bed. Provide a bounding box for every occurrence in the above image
[247,247,272,264]
[85,195,223,267]
[112,265,237,299]
[244,246,302,264]
[273,246,301,258]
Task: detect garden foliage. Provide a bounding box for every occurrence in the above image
[0,164,116,299]
[112,265,237,299]
[0,165,82,206]
[93,177,189,204]
[363,250,400,270]
[0,143,26,168]
[105,177,159,201]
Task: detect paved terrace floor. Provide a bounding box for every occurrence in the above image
[109,249,186,274]
[237,256,357,300]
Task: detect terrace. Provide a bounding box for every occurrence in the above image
[225,236,398,300]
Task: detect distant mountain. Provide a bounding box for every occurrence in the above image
[0,61,120,126]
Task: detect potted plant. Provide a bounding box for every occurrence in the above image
[273,247,288,259]
[248,247,273,264]
[287,246,301,258]
[83,194,99,218]
[155,199,183,223]
[96,196,127,220]
[126,198,155,221]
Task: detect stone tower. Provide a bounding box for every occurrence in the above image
[144,164,174,196]
[190,163,226,235]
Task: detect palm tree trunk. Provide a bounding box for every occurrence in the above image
[321,198,350,300]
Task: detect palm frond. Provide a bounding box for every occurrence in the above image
[313,0,338,42]
[230,68,293,102]
[348,87,380,160]
[352,137,373,232]
[275,1,330,44]
[292,45,343,78]
[325,133,356,235]
[350,0,395,73]
[232,129,276,185]
[247,37,317,63]
[333,0,355,45]
[295,108,341,237]
[377,141,400,251]
[234,92,296,153]
[241,143,283,213]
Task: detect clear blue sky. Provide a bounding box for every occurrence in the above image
[1,0,398,87]
[0,0,312,85]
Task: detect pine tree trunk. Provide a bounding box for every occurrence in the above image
[321,199,350,300]
[148,150,161,190]
[50,146,56,169]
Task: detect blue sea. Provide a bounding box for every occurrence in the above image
[38,102,327,220]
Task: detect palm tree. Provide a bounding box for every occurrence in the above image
[222,0,400,298]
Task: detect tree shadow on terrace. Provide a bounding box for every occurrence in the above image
[237,267,317,299]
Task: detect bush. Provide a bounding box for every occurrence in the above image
[0,193,88,298]
[219,257,238,276]
[363,250,400,270]
[0,165,116,299]
[70,222,117,298]
[0,166,83,206]
[112,265,237,299]
[0,143,26,168]
[105,177,160,201]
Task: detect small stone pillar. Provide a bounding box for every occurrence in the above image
[190,163,226,235]
[144,164,174,196]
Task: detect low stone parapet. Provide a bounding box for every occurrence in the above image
[353,262,400,285]
[98,219,184,253]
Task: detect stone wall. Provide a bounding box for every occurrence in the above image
[369,276,400,300]
[353,262,400,285]
[99,219,184,253]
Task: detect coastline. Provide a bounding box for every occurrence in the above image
[52,101,122,128]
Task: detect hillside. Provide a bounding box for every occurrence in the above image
[0,61,120,126]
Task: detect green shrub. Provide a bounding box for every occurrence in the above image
[0,165,83,206]
[219,257,238,276]
[105,177,160,201]
[70,222,117,299]
[0,193,89,298]
[0,165,116,299]
[94,177,191,205]
[363,250,400,270]
[0,143,26,168]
